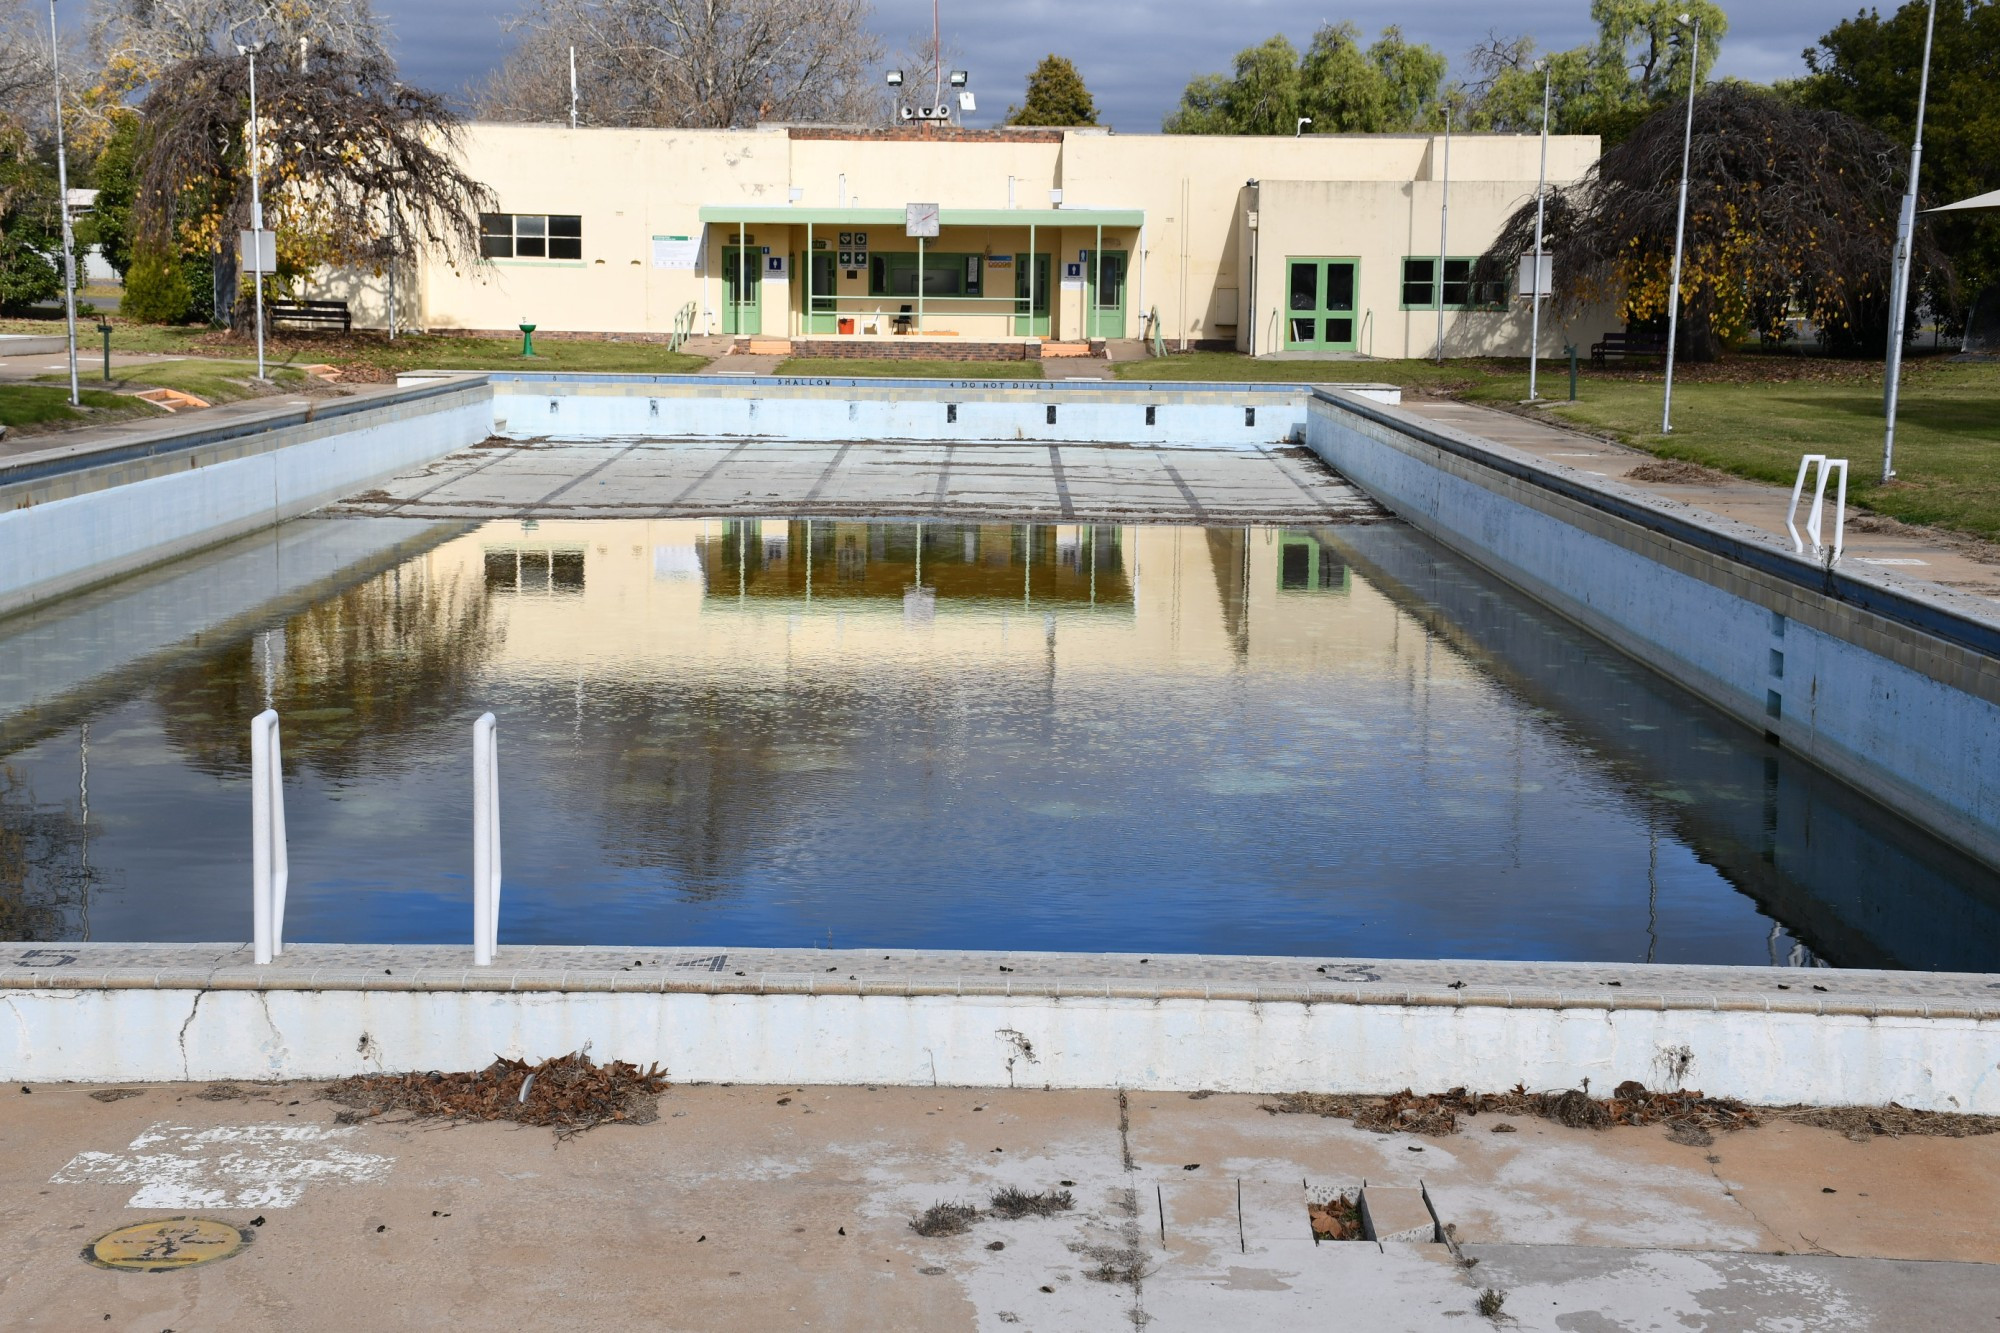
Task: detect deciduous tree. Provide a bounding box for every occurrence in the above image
[1164,25,1448,135]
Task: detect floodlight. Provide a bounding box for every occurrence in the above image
[885,69,904,87]
[948,70,968,88]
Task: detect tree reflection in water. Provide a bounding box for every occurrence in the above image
[0,764,100,941]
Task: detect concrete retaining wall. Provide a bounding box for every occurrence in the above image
[0,382,491,617]
[3,983,1995,1111]
[487,374,1399,448]
[1305,391,2000,871]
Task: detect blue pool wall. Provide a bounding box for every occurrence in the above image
[1307,389,2000,871]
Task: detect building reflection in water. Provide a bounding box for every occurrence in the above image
[0,515,1996,969]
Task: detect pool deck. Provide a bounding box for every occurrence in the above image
[5,1070,1998,1329]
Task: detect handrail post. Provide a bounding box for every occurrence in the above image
[250,709,288,964]
[473,712,501,965]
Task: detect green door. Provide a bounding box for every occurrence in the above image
[1284,258,1358,350]
[802,251,838,333]
[723,246,761,335]
[1013,253,1050,336]
[1084,249,1127,338]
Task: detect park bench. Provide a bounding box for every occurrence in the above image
[1590,330,1668,368]
[267,299,352,333]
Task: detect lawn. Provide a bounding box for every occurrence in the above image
[771,357,1043,379]
[44,358,306,403]
[0,383,156,432]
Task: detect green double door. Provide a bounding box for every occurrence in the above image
[1084,249,1127,338]
[1285,258,1357,350]
[723,246,761,335]
[1013,253,1050,336]
[802,251,838,333]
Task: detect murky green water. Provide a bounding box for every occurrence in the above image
[3,515,1996,968]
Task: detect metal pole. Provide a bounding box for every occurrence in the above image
[806,220,813,336]
[1661,19,1701,434]
[1882,0,1938,482]
[48,0,79,406]
[1527,68,1550,401]
[917,233,925,334]
[1028,221,1036,337]
[245,49,267,380]
[473,712,500,966]
[569,44,578,129]
[1436,100,1451,365]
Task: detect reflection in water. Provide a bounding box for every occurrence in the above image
[2,516,1997,968]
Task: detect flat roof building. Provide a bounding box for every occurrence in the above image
[335,123,1599,359]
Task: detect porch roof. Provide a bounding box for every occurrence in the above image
[696,205,1144,229]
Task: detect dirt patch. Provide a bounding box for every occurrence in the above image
[1625,459,1731,485]
[1307,1191,1364,1241]
[326,1051,667,1138]
[1780,1104,2000,1141]
[1264,1082,1760,1137]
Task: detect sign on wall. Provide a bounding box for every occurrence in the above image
[766,255,789,279]
[651,235,704,269]
[987,254,1014,269]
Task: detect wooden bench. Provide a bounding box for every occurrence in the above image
[1590,331,1668,368]
[267,299,352,333]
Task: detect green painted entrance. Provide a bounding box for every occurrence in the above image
[1085,249,1127,338]
[802,251,838,333]
[723,247,761,335]
[1284,258,1358,350]
[1013,253,1050,336]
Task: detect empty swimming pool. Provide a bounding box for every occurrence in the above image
[2,513,1996,970]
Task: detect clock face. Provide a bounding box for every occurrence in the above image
[905,202,941,238]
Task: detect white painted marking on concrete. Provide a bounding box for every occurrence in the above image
[53,1122,391,1208]
[1549,452,1601,458]
[1856,557,1928,566]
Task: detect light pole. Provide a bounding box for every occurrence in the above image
[48,0,80,406]
[1882,0,1938,482]
[1661,13,1701,435]
[1527,62,1550,401]
[1295,116,1312,137]
[1436,98,1452,365]
[236,44,267,381]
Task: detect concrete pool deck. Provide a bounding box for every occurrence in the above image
[4,1074,1998,1330]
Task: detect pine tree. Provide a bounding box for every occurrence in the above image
[1005,55,1099,127]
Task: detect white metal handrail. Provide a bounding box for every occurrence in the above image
[473,711,502,966]
[250,708,289,964]
[1786,455,1849,565]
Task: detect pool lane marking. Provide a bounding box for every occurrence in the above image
[1254,445,1355,520]
[522,440,648,514]
[932,444,955,509]
[668,440,755,506]
[1047,445,1078,521]
[1152,451,1212,524]
[802,442,853,504]
[373,444,521,512]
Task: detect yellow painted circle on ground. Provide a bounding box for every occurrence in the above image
[84,1217,250,1272]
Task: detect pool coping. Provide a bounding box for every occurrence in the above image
[7,944,1997,1023]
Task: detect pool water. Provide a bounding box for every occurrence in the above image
[4,515,1997,969]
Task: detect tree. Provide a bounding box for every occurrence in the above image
[1004,55,1097,127]
[1796,0,2000,332]
[0,120,61,314]
[475,0,883,128]
[1164,25,1448,135]
[134,46,491,326]
[1474,84,1941,360]
[1462,1,1728,144]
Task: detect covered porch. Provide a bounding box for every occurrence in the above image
[696,205,1145,347]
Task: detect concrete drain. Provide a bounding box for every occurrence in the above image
[1307,1183,1446,1248]
[83,1217,253,1272]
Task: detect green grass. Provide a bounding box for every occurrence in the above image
[347,335,708,375]
[0,383,160,431]
[1114,350,1503,390]
[43,358,305,404]
[772,357,1043,379]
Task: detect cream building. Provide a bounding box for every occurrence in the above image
[337,123,1600,359]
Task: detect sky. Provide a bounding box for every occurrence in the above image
[353,0,1851,128]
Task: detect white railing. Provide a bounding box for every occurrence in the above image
[1787,454,1848,565]
[473,711,502,966]
[250,708,289,964]
[249,709,503,965]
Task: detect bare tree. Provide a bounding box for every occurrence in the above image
[136,46,491,323]
[474,0,883,128]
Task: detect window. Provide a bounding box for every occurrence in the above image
[1402,256,1506,310]
[868,253,983,297]
[478,213,583,261]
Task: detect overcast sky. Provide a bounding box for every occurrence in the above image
[66,0,1854,128]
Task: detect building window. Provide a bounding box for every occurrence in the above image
[479,213,583,261]
[868,253,983,297]
[1402,256,1505,310]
